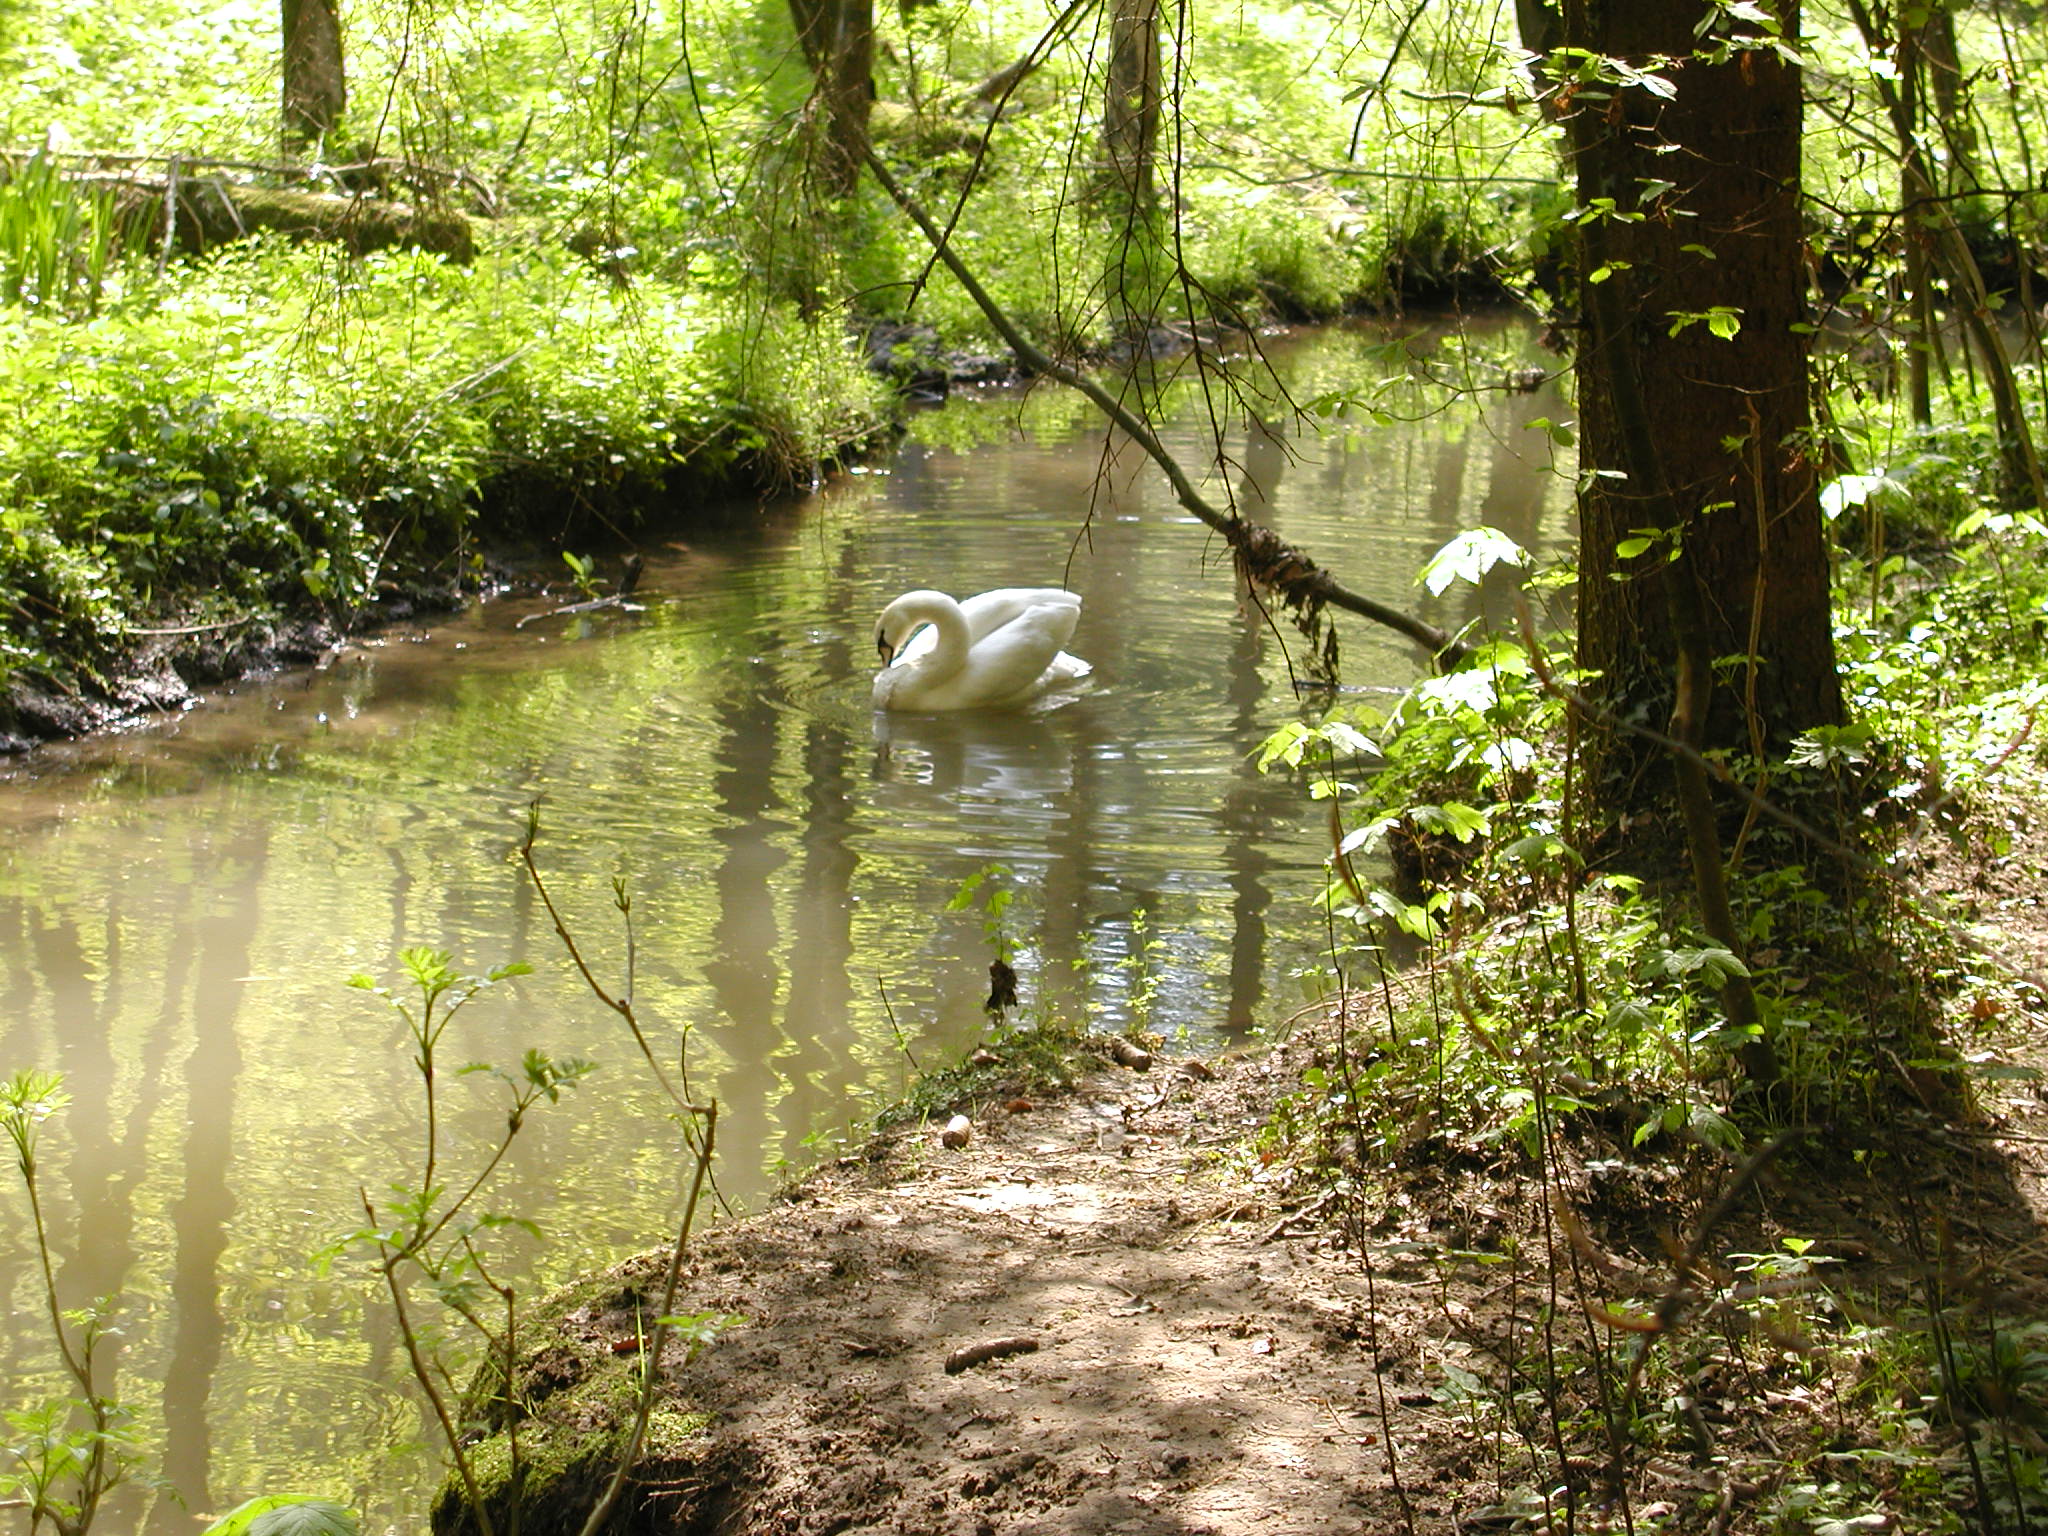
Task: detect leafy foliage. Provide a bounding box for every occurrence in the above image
[201,1496,359,1536]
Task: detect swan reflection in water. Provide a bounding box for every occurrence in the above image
[869,704,1080,812]
[871,588,1091,711]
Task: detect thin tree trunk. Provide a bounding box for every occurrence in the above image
[282,0,345,148]
[788,0,875,199]
[1102,0,1161,214]
[1844,0,2044,508]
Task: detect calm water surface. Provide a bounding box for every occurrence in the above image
[0,324,1568,1529]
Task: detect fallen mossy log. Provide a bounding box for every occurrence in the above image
[125,179,477,263]
[6,145,483,263]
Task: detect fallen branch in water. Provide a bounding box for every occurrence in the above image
[861,146,1469,671]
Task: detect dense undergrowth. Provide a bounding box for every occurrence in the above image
[0,234,883,739]
[1245,406,2048,1533]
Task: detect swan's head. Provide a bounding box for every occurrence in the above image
[874,591,947,669]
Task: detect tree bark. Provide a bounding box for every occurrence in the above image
[788,0,875,199]
[1557,0,1843,807]
[1102,0,1161,214]
[282,0,346,148]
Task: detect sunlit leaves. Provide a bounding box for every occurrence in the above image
[203,1497,360,1536]
[1418,526,1529,596]
[1819,469,1906,522]
[1665,306,1743,340]
[0,1069,70,1170]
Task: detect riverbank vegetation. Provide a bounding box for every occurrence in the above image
[7,0,2048,1531]
[0,0,1552,742]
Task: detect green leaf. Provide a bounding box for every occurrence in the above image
[1664,305,1743,339]
[203,1496,359,1536]
[1418,527,1529,596]
[1409,801,1492,843]
[1974,1063,2043,1082]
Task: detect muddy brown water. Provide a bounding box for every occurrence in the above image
[0,322,1568,1530]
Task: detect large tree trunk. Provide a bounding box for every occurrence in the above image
[788,0,875,199]
[282,0,346,147]
[1559,0,1843,810]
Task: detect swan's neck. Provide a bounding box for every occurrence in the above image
[905,597,970,676]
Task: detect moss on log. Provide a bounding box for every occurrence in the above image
[114,179,475,263]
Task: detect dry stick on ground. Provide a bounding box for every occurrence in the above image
[860,146,1469,670]
[1609,1129,1802,1406]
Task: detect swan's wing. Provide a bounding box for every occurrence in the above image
[960,588,1081,646]
[894,588,1080,669]
[1043,650,1092,685]
[952,600,1085,704]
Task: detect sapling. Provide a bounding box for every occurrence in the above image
[327,949,591,1536]
[0,1069,140,1536]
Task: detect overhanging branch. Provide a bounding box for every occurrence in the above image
[860,145,1470,670]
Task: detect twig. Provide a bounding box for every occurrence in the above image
[575,1103,718,1536]
[1260,1187,1343,1243]
[1614,1130,1804,1408]
[517,802,688,1110]
[514,595,645,629]
[117,614,260,636]
[944,1336,1039,1374]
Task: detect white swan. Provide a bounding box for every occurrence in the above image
[871,587,1092,711]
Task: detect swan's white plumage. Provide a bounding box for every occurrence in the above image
[872,587,1091,711]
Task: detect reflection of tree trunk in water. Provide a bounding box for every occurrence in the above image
[35,903,146,1487]
[1220,604,1276,1030]
[1473,381,1563,629]
[701,664,792,1178]
[1235,415,1289,517]
[0,900,39,1385]
[1216,414,1288,1028]
[32,909,108,1265]
[154,826,267,1527]
[777,556,861,1169]
[36,898,147,1532]
[98,907,187,1529]
[382,811,418,966]
[1038,424,1146,1012]
[1416,433,1468,635]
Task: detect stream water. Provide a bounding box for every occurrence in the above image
[0,321,1568,1529]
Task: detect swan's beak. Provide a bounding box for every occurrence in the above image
[875,630,895,666]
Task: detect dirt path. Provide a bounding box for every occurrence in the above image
[471,967,2048,1536]
[486,1044,1493,1534]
